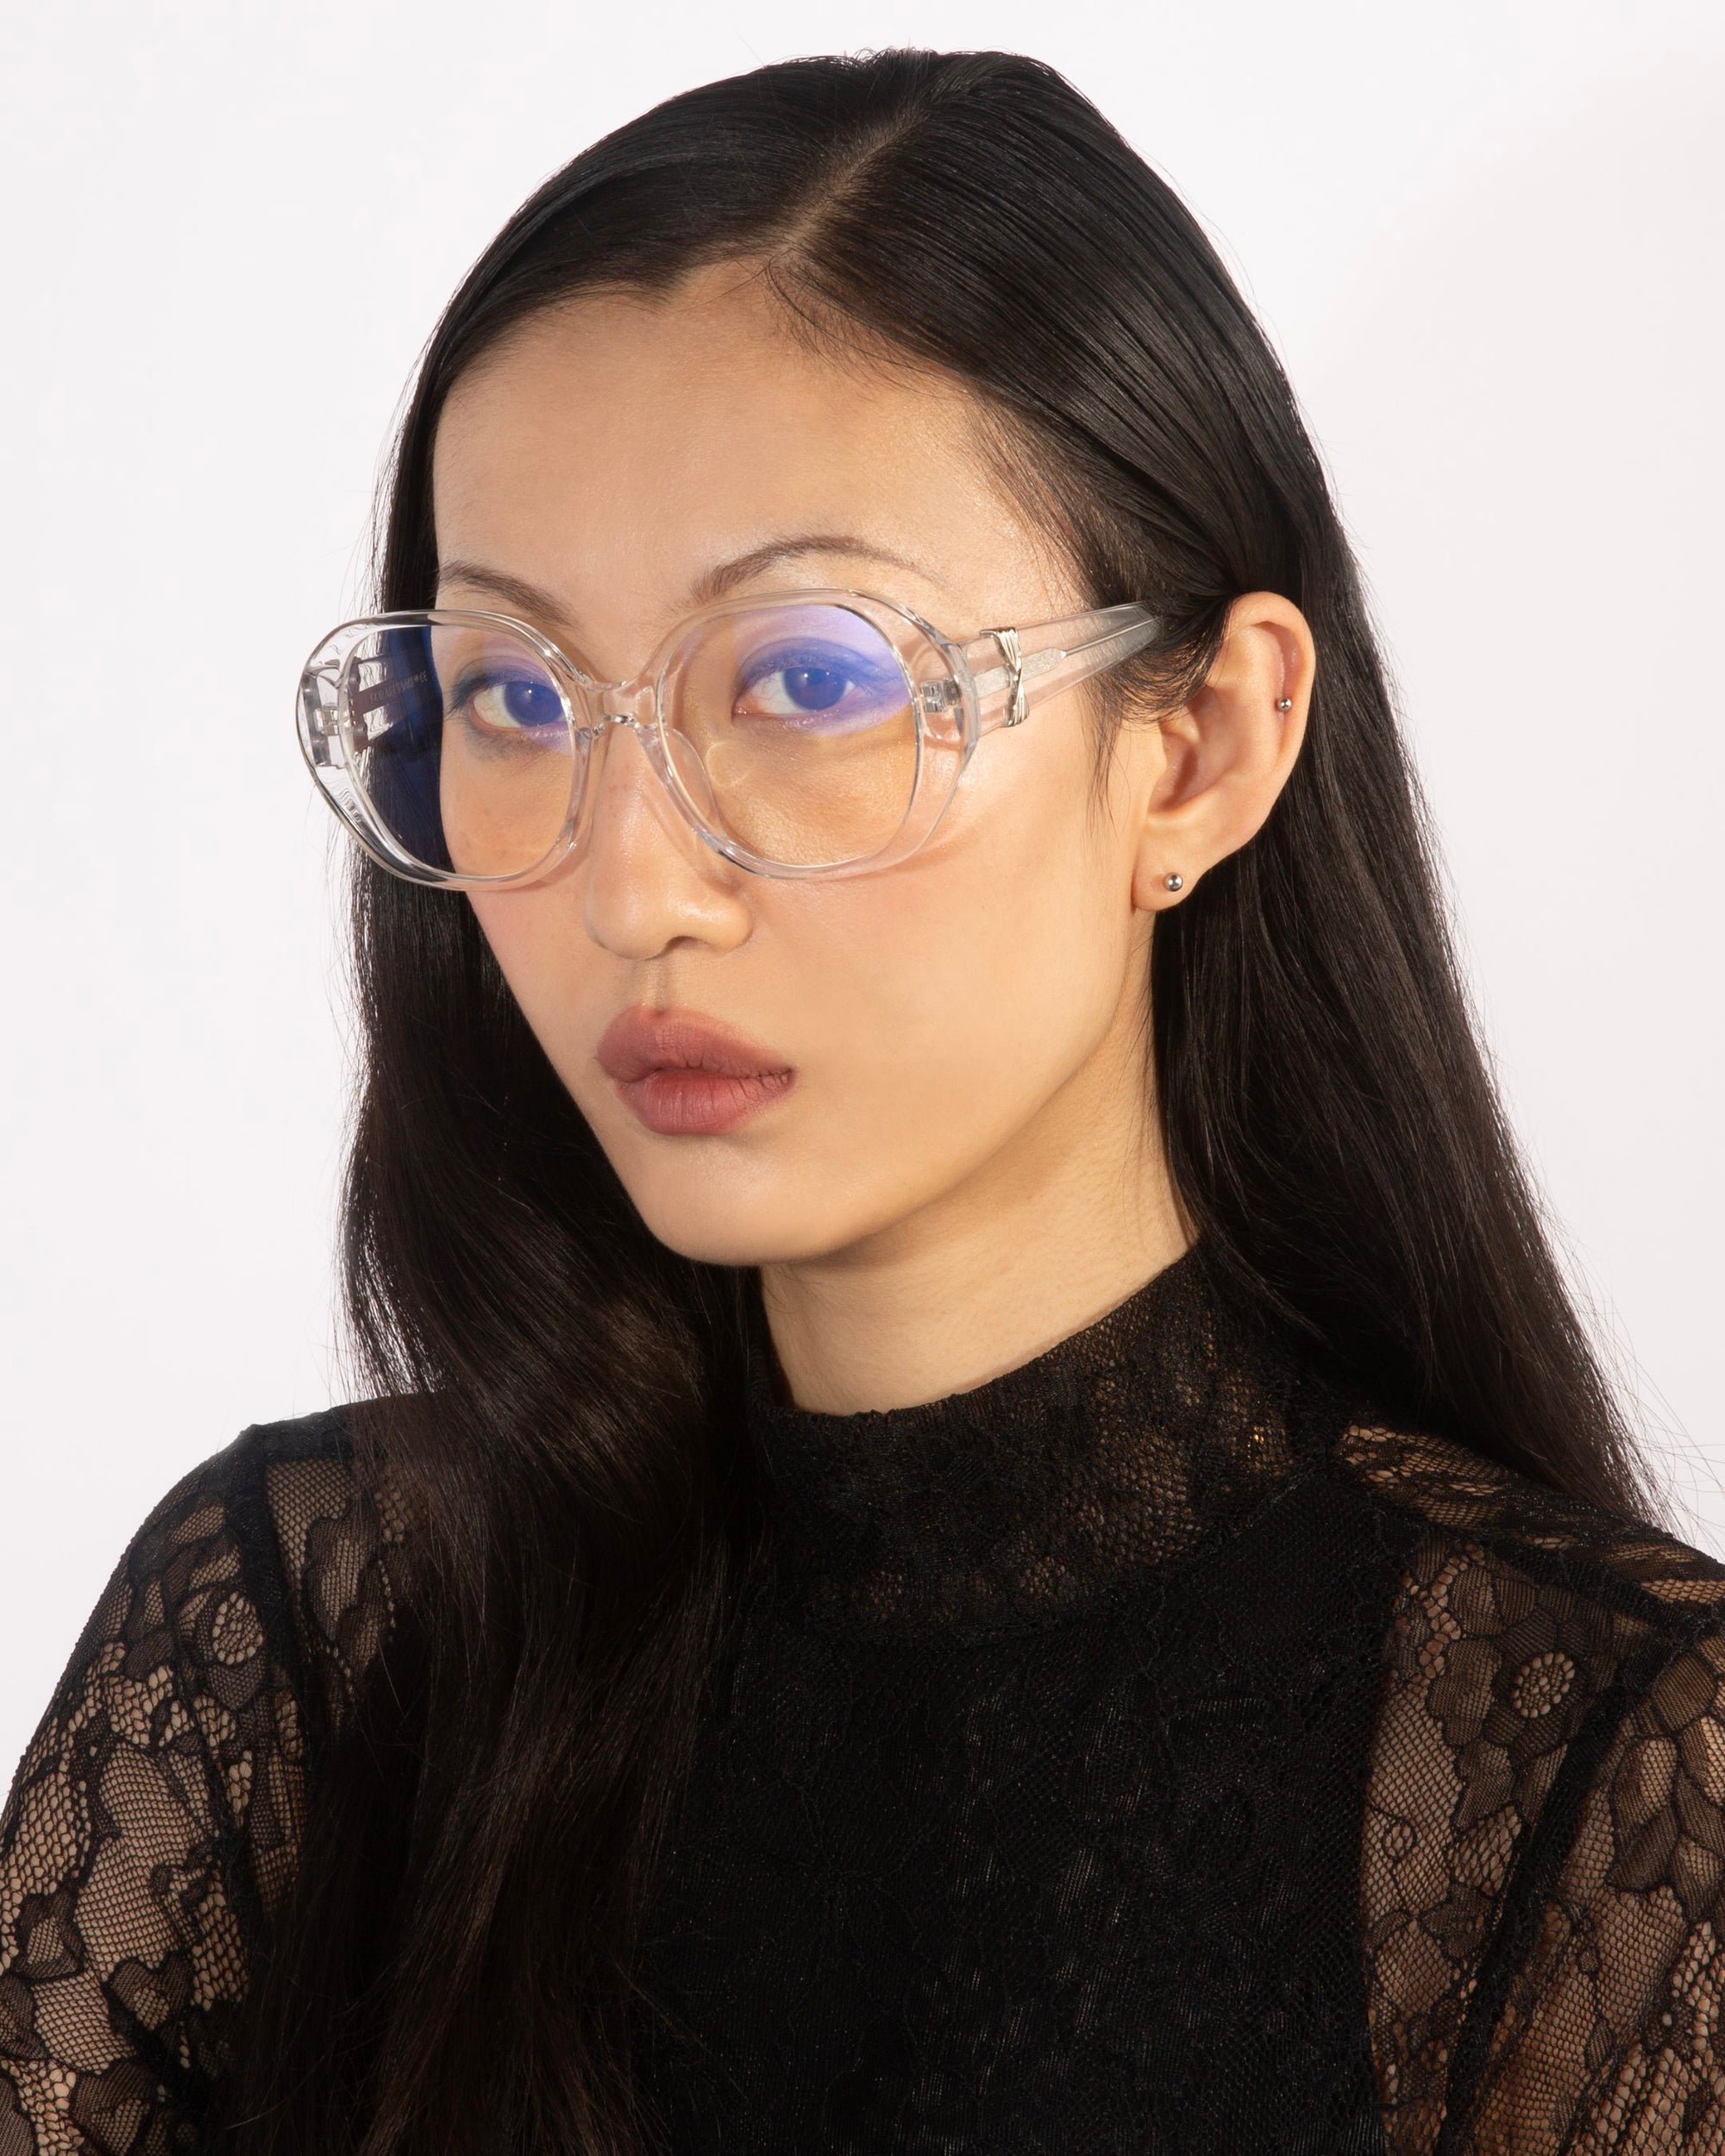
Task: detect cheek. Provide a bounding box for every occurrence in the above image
[743,787,1138,1238]
[805,862,1116,1079]
[465,882,608,1082]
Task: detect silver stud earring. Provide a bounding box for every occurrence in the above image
[1164,873,1184,893]
[1276,696,1293,711]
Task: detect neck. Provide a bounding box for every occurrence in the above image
[758,1004,1190,1414]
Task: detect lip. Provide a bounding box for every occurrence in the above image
[597,1006,796,1137]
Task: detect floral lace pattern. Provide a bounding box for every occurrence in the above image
[0,1420,398,2154]
[5,1269,1725,2153]
[1346,1426,1725,2153]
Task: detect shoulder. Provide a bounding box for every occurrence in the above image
[119,1404,356,1558]
[72,1404,407,1742]
[226,1406,411,1727]
[1333,1419,1725,1685]
[103,1407,356,1629]
[1333,1418,1725,1888]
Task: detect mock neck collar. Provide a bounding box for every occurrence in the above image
[742,1247,1339,1637]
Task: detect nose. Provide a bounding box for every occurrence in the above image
[578,717,753,962]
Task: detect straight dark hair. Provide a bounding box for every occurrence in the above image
[231,47,1652,2156]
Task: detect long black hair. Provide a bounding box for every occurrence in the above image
[234,47,1651,2156]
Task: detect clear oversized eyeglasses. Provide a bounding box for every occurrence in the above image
[297,589,1160,885]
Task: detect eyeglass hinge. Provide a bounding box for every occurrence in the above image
[992,628,1028,726]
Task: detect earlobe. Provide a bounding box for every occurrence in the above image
[1134,859,1195,912]
[1127,591,1314,912]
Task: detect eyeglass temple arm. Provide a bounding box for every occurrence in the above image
[957,603,1162,735]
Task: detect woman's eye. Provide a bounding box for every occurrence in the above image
[759,664,850,714]
[734,646,903,732]
[459,676,567,735]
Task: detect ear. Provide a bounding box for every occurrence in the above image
[1125,592,1314,912]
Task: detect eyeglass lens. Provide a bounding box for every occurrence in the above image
[333,604,922,880]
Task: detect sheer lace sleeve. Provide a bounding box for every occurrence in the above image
[0,1416,386,2156]
[1464,1630,1725,2151]
[1347,1424,1725,2155]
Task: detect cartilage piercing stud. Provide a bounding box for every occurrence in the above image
[1164,873,1184,893]
[1276,697,1293,711]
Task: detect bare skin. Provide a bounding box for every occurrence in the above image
[433,262,1313,1413]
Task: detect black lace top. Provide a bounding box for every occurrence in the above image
[6,1251,1725,2153]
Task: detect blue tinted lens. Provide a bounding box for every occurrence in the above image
[339,620,577,878]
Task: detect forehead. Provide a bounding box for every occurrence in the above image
[429,265,1044,621]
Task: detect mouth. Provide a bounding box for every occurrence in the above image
[596,1006,797,1138]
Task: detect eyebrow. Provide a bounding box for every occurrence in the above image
[434,561,577,630]
[435,533,937,635]
[687,534,928,605]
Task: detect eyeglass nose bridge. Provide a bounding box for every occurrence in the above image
[577,676,668,783]
[589,678,659,731]
[579,675,725,837]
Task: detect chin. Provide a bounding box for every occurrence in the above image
[618,1170,875,1271]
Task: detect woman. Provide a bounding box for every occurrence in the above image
[3,46,1719,2156]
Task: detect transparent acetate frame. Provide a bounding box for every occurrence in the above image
[297,589,1161,887]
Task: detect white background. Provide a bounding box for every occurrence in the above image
[2,0,1721,1777]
